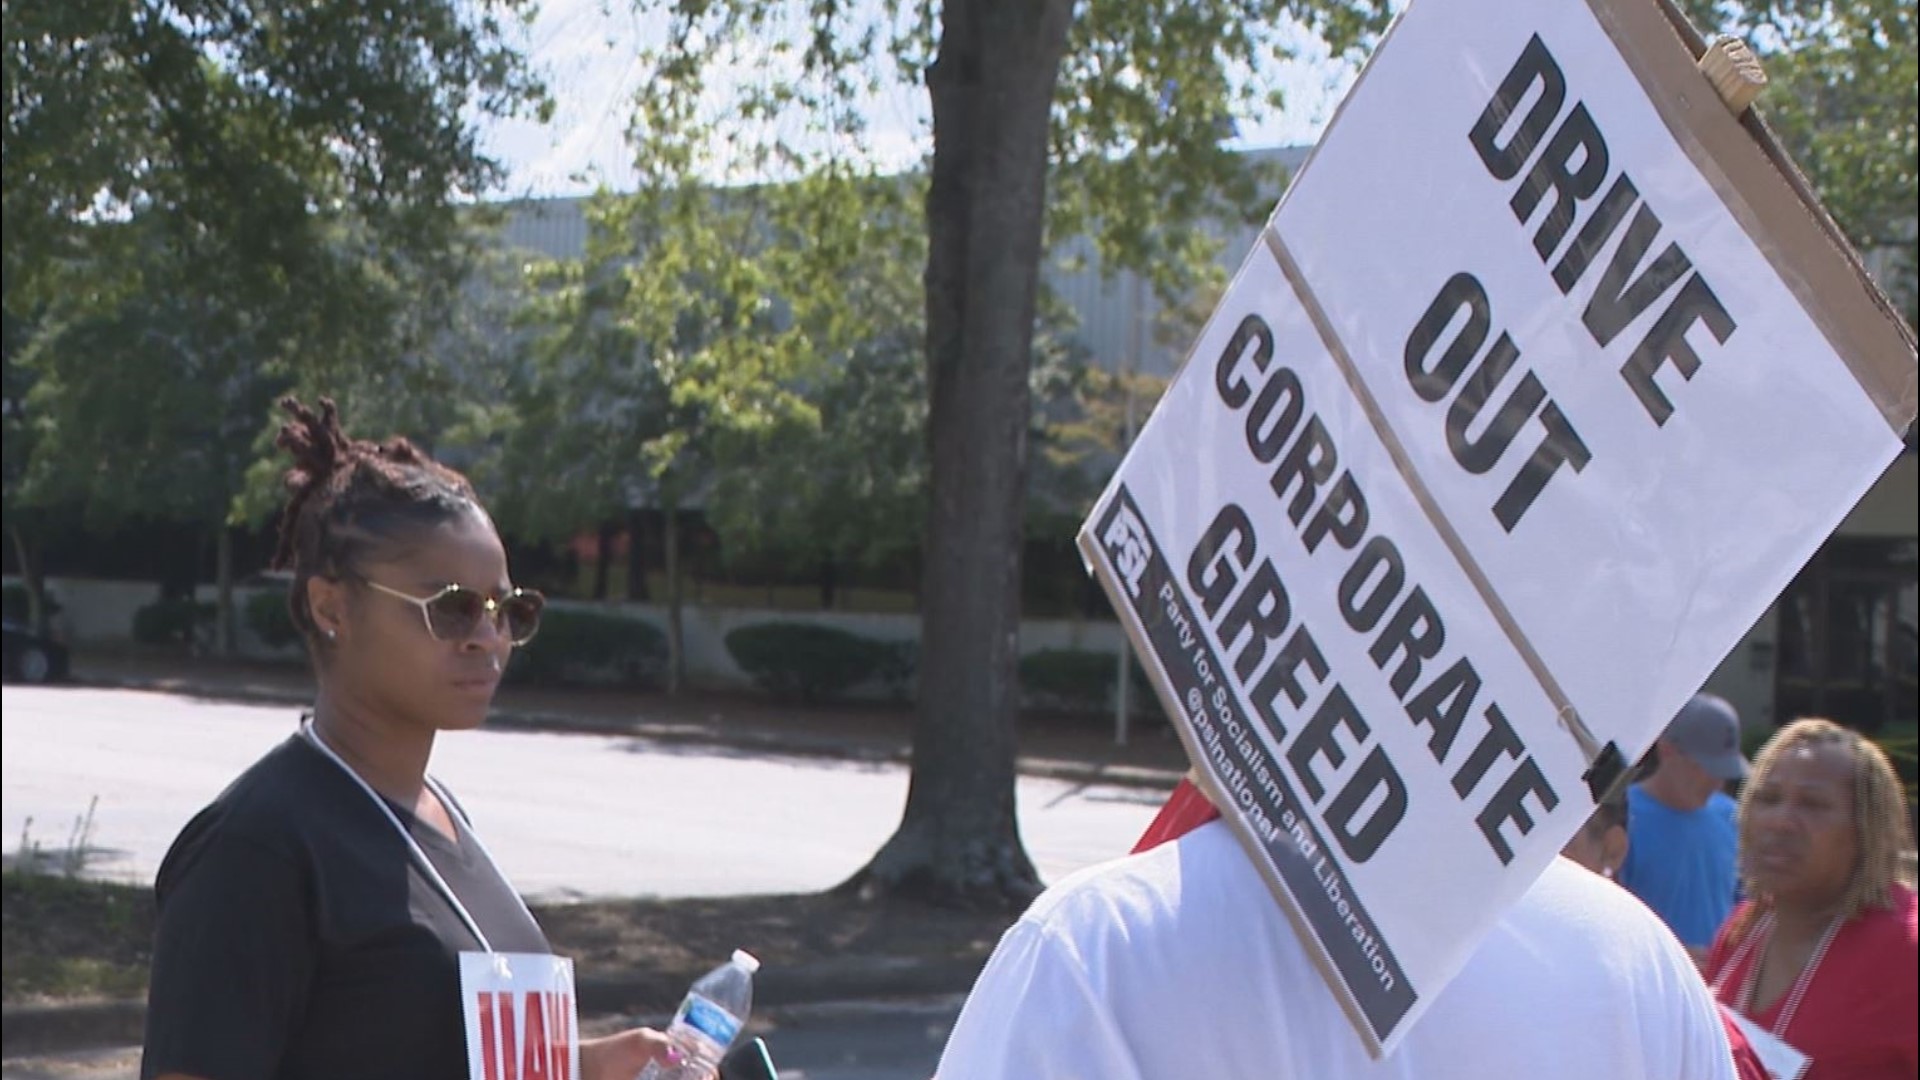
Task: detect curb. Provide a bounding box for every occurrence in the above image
[74,672,1185,792]
[0,954,986,1058]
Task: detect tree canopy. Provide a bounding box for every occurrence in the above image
[3,0,547,643]
[1687,0,1918,321]
[580,0,1389,906]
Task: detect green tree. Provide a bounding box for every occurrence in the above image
[704,330,930,602]
[700,167,930,601]
[3,0,543,318]
[234,218,536,525]
[1,309,60,636]
[14,222,291,653]
[3,0,547,643]
[1680,0,1918,323]
[1028,280,1216,527]
[501,158,903,688]
[615,0,1387,906]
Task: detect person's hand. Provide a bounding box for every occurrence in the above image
[580,1027,711,1080]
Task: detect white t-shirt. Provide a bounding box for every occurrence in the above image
[936,820,1735,1080]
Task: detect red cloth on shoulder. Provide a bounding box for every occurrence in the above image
[1131,777,1220,853]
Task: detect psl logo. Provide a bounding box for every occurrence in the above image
[1102,503,1152,599]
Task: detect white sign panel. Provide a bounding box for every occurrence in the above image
[1271,0,1905,761]
[1079,0,1915,1058]
[461,952,580,1080]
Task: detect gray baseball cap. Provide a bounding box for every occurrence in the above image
[1664,693,1748,781]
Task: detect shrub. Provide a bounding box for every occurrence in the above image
[509,607,668,688]
[725,622,894,703]
[875,640,919,702]
[244,591,302,650]
[2,584,62,625]
[1019,647,1156,714]
[131,598,216,647]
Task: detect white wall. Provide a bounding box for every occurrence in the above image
[3,577,160,645]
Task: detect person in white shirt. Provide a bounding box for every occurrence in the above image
[935,791,1736,1080]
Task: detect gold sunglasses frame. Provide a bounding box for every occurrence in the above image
[360,579,545,647]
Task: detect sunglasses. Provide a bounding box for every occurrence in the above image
[360,579,545,646]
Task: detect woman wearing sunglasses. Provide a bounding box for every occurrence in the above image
[142,398,690,1080]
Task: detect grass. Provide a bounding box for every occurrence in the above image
[0,870,1017,1009]
[1,871,154,1004]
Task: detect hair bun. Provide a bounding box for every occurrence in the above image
[275,396,353,492]
[374,435,429,468]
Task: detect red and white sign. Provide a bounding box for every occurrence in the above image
[462,952,580,1080]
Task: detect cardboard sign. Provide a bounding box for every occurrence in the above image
[1078,0,1916,1057]
[461,952,580,1080]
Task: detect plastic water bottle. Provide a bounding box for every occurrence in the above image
[638,950,760,1080]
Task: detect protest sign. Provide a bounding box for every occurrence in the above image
[461,952,580,1080]
[1079,0,1917,1057]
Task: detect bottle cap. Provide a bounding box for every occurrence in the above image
[731,949,761,974]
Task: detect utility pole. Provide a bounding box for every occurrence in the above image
[1114,269,1146,746]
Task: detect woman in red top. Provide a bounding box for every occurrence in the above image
[1704,717,1918,1080]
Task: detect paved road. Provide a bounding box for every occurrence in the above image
[1,685,1162,900]
[0,999,964,1080]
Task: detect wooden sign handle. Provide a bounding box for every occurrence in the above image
[1698,35,1768,114]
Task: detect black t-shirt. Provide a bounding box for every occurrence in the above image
[140,731,553,1080]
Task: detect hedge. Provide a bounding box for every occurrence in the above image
[509,607,668,688]
[724,622,898,703]
[244,591,303,650]
[131,598,216,647]
[1019,647,1156,715]
[2,584,63,625]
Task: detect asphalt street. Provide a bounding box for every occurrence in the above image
[0,999,966,1080]
[1,684,1163,900]
[2,684,1131,1076]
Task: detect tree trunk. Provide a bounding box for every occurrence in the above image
[841,0,1072,909]
[593,520,616,600]
[215,524,236,657]
[7,522,48,636]
[664,494,685,695]
[626,507,650,601]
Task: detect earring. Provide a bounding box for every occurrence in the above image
[323,628,337,642]
[1601,865,1615,880]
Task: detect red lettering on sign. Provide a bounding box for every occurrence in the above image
[548,992,574,1080]
[495,991,520,1080]
[479,993,500,1080]
[522,991,551,1080]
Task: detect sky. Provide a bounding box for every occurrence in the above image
[476,0,1368,199]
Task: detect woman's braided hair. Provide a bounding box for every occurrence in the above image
[271,396,481,641]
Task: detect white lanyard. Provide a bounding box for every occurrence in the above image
[1715,910,1841,1041]
[300,720,535,955]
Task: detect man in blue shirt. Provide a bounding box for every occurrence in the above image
[1619,693,1748,962]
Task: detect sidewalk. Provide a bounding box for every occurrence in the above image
[5,648,1188,1057]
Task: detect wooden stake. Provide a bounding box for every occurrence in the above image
[1698,35,1768,114]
